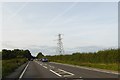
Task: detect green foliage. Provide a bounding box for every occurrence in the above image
[2,58,27,77]
[36,52,44,58]
[2,49,33,60]
[2,49,33,77]
[46,49,119,71]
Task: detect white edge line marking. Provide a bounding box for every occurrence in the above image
[43,66,48,69]
[58,69,74,75]
[19,61,30,79]
[50,69,62,77]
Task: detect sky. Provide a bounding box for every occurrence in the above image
[0,2,118,56]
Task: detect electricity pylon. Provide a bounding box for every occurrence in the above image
[57,34,64,55]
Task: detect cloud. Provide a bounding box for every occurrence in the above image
[29,45,118,56]
[1,2,118,54]
[2,40,118,56]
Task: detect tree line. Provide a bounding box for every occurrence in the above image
[46,49,119,64]
[2,49,33,60]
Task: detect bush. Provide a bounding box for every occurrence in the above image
[46,49,119,71]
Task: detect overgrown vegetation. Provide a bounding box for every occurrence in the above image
[46,49,119,71]
[2,58,27,77]
[2,49,33,60]
[2,49,33,77]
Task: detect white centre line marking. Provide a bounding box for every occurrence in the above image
[19,61,30,80]
[79,76,82,78]
[35,61,48,69]
[36,61,43,66]
[43,66,47,69]
[50,69,62,77]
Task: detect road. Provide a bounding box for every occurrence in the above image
[19,60,119,80]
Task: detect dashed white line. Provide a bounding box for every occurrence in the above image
[50,69,62,77]
[33,61,76,78]
[35,61,47,69]
[19,61,30,80]
[43,66,48,69]
[79,76,82,78]
[40,64,42,66]
[35,61,43,66]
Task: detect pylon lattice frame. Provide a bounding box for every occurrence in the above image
[57,34,64,55]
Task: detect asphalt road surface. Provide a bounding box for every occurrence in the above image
[19,60,119,80]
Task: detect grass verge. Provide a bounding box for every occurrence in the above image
[2,58,27,77]
[52,60,118,71]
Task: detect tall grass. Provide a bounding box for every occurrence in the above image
[46,49,119,71]
[51,60,118,71]
[2,58,27,77]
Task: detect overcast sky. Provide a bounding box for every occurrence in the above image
[1,2,118,56]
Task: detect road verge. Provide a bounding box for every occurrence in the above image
[5,61,29,79]
[50,62,119,75]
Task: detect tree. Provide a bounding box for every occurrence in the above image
[36,52,44,58]
[2,49,33,60]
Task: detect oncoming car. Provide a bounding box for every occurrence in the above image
[41,58,48,62]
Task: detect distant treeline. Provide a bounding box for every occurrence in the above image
[47,49,119,64]
[2,49,33,60]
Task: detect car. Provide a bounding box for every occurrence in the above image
[30,59,33,61]
[41,58,48,62]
